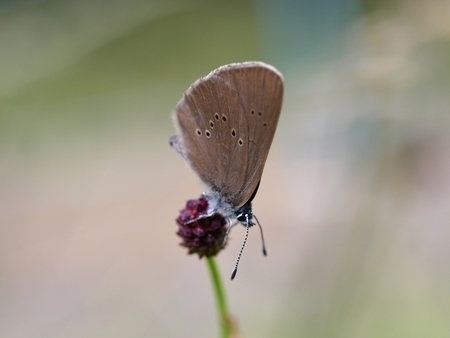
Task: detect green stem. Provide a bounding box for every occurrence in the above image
[206,257,233,338]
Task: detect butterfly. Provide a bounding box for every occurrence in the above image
[170,61,283,279]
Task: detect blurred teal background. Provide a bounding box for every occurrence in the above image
[1,0,450,337]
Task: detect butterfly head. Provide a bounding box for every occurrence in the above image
[235,202,254,227]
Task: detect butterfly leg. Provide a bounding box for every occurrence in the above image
[223,218,237,245]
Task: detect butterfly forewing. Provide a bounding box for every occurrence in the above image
[172,62,283,208]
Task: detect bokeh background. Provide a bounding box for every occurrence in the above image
[1,0,450,337]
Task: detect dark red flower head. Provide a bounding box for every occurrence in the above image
[176,197,228,258]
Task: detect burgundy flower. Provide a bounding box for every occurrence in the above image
[176,197,228,258]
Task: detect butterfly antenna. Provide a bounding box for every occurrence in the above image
[231,218,250,280]
[253,214,267,256]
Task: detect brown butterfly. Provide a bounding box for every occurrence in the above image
[170,62,283,279]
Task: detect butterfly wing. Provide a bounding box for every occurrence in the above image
[171,62,283,208]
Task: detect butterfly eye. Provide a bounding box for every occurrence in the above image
[231,129,236,137]
[238,139,243,146]
[209,121,214,128]
[205,130,211,138]
[214,113,220,120]
[196,129,202,136]
[222,115,227,122]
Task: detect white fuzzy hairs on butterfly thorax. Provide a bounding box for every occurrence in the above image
[202,190,236,220]
[202,190,254,227]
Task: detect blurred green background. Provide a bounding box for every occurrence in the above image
[1,0,450,337]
